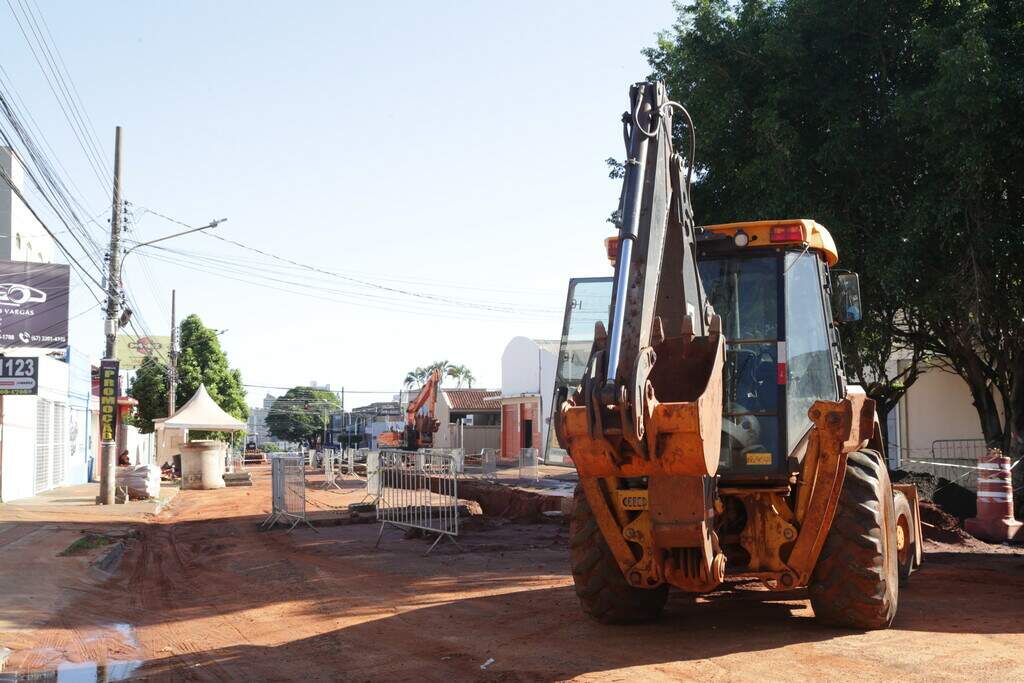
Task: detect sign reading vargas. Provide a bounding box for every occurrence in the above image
[115,335,171,368]
[0,356,39,395]
[0,261,71,349]
[99,359,119,443]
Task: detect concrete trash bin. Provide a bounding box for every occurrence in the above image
[180,440,227,490]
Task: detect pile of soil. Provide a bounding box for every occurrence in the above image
[892,470,977,521]
[917,500,975,544]
[892,470,979,545]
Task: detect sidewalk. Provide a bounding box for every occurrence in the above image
[0,481,179,524]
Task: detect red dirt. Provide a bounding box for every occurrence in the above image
[2,466,1023,681]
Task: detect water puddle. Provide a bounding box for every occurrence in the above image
[0,659,141,682]
[1,623,142,682]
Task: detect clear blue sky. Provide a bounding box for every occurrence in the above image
[2,0,679,407]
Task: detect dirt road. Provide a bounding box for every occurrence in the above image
[1,468,1022,681]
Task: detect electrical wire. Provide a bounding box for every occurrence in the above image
[4,0,111,194]
[132,248,559,322]
[133,206,561,315]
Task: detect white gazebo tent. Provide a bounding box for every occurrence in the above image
[154,384,245,465]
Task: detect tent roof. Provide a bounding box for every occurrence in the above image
[156,384,246,431]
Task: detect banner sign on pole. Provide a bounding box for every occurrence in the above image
[99,359,119,443]
[0,261,71,349]
[115,334,170,368]
[0,355,39,395]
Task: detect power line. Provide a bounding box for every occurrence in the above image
[4,0,111,194]
[134,206,561,315]
[0,161,106,298]
[0,87,108,274]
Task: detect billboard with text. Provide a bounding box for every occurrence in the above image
[0,260,71,349]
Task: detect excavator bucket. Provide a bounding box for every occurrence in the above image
[556,81,724,480]
[559,330,724,478]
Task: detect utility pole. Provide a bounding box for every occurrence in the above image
[100,126,123,506]
[168,289,177,415]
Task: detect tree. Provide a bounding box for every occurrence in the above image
[128,314,248,433]
[448,364,476,388]
[404,366,428,389]
[265,386,341,447]
[126,358,168,432]
[403,360,474,388]
[175,315,248,423]
[644,0,1024,461]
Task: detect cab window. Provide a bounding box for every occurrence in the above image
[784,252,838,451]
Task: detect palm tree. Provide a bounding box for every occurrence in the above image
[447,364,476,388]
[403,366,428,389]
[427,360,453,385]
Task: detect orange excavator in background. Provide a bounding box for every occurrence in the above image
[378,368,442,450]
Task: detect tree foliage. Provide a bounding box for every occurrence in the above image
[126,358,167,433]
[403,360,475,388]
[265,386,341,446]
[645,0,1024,456]
[128,314,248,433]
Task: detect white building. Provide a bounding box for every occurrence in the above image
[0,147,96,501]
[0,148,54,265]
[246,393,276,444]
[499,337,558,461]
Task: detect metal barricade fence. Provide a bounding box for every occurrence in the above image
[227,450,245,474]
[374,449,460,554]
[899,439,986,492]
[519,447,539,481]
[339,448,357,476]
[481,448,497,479]
[422,448,465,475]
[320,450,342,490]
[361,451,381,504]
[261,454,316,532]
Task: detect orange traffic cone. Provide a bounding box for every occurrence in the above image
[965,448,1021,543]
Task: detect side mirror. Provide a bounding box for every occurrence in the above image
[832,272,862,322]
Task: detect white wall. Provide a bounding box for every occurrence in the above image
[900,362,992,456]
[0,354,70,501]
[500,336,557,458]
[0,147,55,264]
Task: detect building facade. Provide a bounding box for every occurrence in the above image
[246,393,276,445]
[433,388,500,451]
[0,147,95,501]
[499,337,557,462]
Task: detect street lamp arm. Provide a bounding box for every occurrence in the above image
[118,218,226,281]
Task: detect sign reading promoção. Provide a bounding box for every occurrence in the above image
[99,359,119,443]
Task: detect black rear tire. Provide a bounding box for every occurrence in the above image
[570,483,668,624]
[809,449,899,629]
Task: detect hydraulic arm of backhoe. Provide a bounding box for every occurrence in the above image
[558,82,727,591]
[560,82,724,473]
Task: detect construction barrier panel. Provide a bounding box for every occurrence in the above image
[463,448,497,478]
[374,449,460,554]
[519,447,539,481]
[363,451,381,503]
[261,454,316,532]
[320,450,343,490]
[339,448,357,476]
[899,439,986,492]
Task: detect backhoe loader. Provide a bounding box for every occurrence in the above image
[555,81,921,629]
